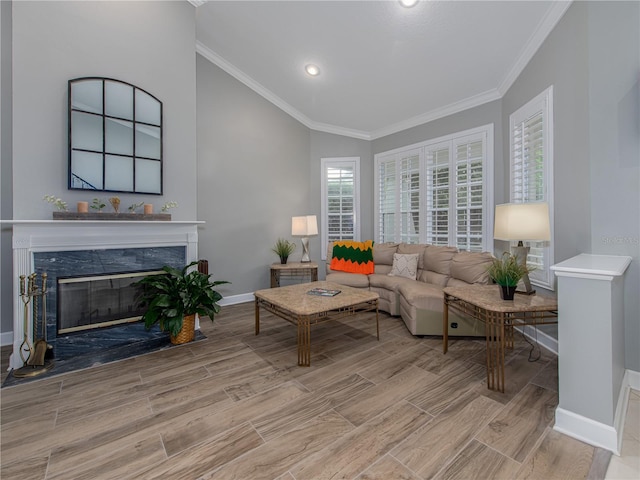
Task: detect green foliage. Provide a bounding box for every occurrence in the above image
[43,194,68,211]
[271,238,296,258]
[134,261,230,337]
[91,198,106,211]
[487,252,531,287]
[128,201,144,213]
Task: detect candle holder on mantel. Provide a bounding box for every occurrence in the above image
[13,273,54,378]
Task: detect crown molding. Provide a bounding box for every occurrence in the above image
[197,0,572,142]
[497,0,573,96]
[196,41,317,131]
[369,88,501,140]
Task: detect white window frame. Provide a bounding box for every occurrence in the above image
[509,86,554,289]
[321,157,361,260]
[374,124,494,252]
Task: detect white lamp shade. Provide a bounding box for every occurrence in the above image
[494,202,551,241]
[292,215,318,237]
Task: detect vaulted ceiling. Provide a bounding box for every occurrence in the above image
[194,1,571,140]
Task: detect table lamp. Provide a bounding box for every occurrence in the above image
[493,202,551,294]
[292,215,318,263]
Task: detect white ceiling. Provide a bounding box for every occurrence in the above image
[194,1,571,140]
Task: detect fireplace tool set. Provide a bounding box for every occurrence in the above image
[13,273,54,378]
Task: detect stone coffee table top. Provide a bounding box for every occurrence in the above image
[254,281,378,316]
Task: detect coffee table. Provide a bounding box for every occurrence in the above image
[254,281,379,366]
[443,285,558,392]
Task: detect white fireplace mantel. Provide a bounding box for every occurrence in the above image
[3,220,204,370]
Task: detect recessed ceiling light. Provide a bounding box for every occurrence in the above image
[399,0,418,7]
[305,64,320,76]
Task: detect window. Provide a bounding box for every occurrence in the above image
[375,125,493,251]
[509,86,554,289]
[321,157,360,259]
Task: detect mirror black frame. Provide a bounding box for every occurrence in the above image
[68,77,163,195]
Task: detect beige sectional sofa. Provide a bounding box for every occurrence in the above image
[325,242,495,337]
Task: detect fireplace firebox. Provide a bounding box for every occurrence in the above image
[57,270,165,334]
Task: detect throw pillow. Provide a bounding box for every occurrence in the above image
[388,253,420,280]
[330,240,375,274]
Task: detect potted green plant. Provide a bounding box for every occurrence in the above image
[271,238,296,264]
[487,252,532,300]
[134,261,229,344]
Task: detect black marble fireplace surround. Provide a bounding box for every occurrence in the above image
[2,246,196,387]
[34,246,185,359]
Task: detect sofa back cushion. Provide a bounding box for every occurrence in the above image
[448,251,495,285]
[423,245,458,275]
[397,243,428,270]
[373,242,399,266]
[330,240,375,274]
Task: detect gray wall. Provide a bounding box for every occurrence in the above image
[196,55,311,296]
[503,0,639,371]
[1,1,13,340]
[586,1,640,370]
[309,131,373,276]
[2,1,197,339]
[502,1,592,269]
[10,1,197,221]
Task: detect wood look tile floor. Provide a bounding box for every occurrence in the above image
[0,302,613,479]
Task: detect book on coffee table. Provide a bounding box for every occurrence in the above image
[307,287,341,297]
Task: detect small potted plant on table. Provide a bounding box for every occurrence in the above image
[271,238,296,264]
[487,252,531,300]
[135,261,229,344]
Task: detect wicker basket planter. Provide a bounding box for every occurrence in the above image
[170,314,196,345]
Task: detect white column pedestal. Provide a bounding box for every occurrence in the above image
[551,254,632,454]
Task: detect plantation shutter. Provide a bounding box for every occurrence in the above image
[425,144,450,246]
[455,136,485,252]
[399,151,421,244]
[377,157,397,243]
[326,165,355,242]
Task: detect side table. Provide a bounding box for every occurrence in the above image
[270,262,318,288]
[443,285,558,392]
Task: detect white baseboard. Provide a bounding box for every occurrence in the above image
[219,292,254,306]
[554,407,620,454]
[1,331,13,347]
[554,368,640,455]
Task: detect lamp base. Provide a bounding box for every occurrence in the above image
[512,244,536,295]
[300,237,311,263]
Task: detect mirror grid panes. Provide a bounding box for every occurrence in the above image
[69,77,163,194]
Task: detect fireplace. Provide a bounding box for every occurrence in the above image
[8,220,201,370]
[57,270,163,334]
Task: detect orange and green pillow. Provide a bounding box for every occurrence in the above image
[330,240,374,274]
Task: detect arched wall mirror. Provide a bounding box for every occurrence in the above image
[69,77,163,194]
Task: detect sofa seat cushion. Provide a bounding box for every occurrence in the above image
[325,272,370,289]
[398,282,445,313]
[369,273,415,291]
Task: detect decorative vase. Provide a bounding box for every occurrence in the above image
[170,314,196,345]
[77,201,89,213]
[500,285,517,301]
[280,256,288,265]
[144,204,153,214]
